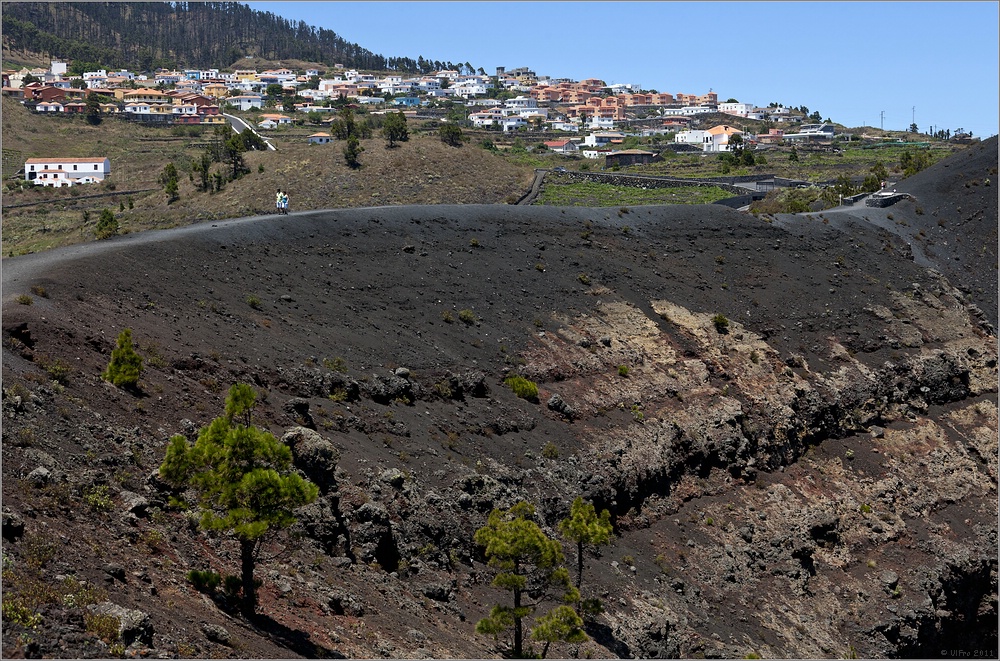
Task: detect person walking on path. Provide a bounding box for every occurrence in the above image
[276,189,284,215]
[280,190,289,215]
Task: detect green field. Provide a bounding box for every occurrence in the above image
[613,143,958,182]
[534,178,732,206]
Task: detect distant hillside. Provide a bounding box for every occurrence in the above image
[1,1,468,74]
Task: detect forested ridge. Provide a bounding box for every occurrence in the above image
[2,1,471,74]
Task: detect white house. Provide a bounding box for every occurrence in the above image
[580,148,612,160]
[226,94,263,111]
[662,106,716,117]
[124,102,152,115]
[583,131,625,147]
[25,157,110,186]
[543,139,580,154]
[549,121,581,132]
[674,129,709,146]
[307,133,332,144]
[35,102,64,112]
[469,109,505,128]
[451,82,489,98]
[503,96,538,111]
[782,123,836,142]
[703,125,743,152]
[258,113,292,129]
[718,102,755,117]
[466,99,502,108]
[380,83,415,96]
[586,117,615,131]
[502,116,527,132]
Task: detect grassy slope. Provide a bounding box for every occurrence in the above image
[1,97,535,255]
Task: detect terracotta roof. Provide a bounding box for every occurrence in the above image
[26,157,109,164]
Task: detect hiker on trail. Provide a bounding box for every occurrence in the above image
[276,189,283,214]
[280,190,289,214]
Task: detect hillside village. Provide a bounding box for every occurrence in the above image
[3,59,882,186]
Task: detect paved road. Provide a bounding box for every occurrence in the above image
[223,113,276,151]
[516,168,546,205]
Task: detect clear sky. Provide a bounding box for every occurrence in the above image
[248,1,999,138]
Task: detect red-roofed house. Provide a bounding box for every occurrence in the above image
[543,139,579,155]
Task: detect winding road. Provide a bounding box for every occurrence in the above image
[223,113,276,151]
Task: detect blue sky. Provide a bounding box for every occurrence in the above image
[248,1,999,138]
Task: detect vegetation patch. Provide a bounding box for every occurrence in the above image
[504,375,539,401]
[536,180,732,207]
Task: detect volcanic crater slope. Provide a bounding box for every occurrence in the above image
[2,139,997,659]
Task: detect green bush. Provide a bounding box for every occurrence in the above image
[223,574,243,598]
[617,365,630,377]
[95,208,118,240]
[102,328,143,389]
[458,309,477,324]
[504,375,538,401]
[186,569,221,594]
[84,485,113,512]
[712,314,730,334]
[541,442,559,459]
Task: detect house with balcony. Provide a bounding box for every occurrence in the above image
[25,156,110,186]
[719,102,755,117]
[704,124,743,152]
[783,123,836,142]
[172,103,199,116]
[586,117,615,131]
[27,85,67,103]
[469,109,504,128]
[226,94,263,111]
[583,131,626,147]
[502,116,527,132]
[124,102,152,115]
[200,115,227,126]
[120,88,171,104]
[662,106,716,117]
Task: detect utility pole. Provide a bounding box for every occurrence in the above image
[880,110,885,132]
